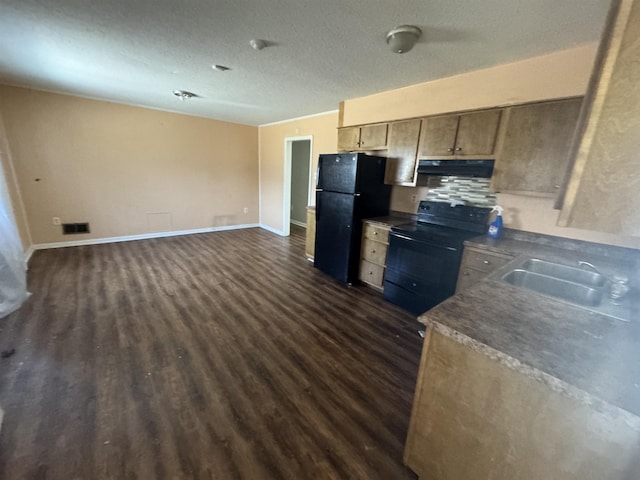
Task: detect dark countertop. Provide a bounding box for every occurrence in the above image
[363,212,416,228]
[418,231,640,423]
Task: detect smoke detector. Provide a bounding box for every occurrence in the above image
[173,90,196,101]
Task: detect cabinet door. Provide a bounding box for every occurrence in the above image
[559,0,640,236]
[494,99,582,194]
[455,109,502,155]
[455,247,515,293]
[337,127,360,151]
[359,124,388,150]
[384,119,422,185]
[418,114,459,157]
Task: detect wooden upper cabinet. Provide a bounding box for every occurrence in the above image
[384,119,422,186]
[559,0,640,236]
[337,124,388,151]
[456,110,502,155]
[418,115,459,156]
[337,127,361,151]
[419,109,502,158]
[493,98,583,195]
[359,124,388,150]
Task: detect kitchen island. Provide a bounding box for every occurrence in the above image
[403,234,640,479]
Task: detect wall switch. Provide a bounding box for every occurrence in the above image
[52,217,61,226]
[243,207,248,214]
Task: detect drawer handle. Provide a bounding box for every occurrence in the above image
[373,231,378,235]
[483,260,490,264]
[369,271,373,275]
[463,271,469,276]
[412,282,417,287]
[371,250,376,254]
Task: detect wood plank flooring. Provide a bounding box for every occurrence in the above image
[0,226,422,479]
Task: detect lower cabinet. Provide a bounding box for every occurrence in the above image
[456,246,515,292]
[359,221,391,290]
[305,207,315,261]
[404,327,640,480]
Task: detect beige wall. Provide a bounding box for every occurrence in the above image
[0,114,31,251]
[342,44,598,126]
[0,86,259,245]
[497,194,640,249]
[259,112,338,233]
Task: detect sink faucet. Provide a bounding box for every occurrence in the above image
[579,261,630,304]
[578,261,603,275]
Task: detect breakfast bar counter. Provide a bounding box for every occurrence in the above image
[403,232,640,480]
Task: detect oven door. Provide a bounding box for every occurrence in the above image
[383,231,463,315]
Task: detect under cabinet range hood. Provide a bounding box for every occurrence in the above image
[417,159,495,178]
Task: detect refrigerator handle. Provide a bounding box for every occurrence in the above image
[354,193,361,197]
[316,193,321,222]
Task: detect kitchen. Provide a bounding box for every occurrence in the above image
[308,1,640,479]
[1,0,639,478]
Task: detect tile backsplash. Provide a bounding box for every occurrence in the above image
[426,176,496,207]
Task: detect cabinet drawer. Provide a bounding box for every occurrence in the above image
[461,248,514,273]
[361,238,388,265]
[456,267,488,293]
[363,223,390,242]
[359,260,385,288]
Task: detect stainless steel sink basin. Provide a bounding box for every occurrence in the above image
[502,269,604,306]
[518,258,606,287]
[493,257,631,322]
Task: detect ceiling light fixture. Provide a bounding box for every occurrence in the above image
[173,90,196,101]
[212,64,230,71]
[249,39,267,51]
[386,25,422,54]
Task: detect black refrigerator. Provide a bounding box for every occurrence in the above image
[314,153,391,284]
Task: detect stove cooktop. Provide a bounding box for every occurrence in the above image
[391,222,481,247]
[390,201,491,247]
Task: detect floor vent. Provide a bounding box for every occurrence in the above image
[62,223,90,235]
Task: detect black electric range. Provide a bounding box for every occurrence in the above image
[383,201,491,315]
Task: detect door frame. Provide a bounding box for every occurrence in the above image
[283,135,313,237]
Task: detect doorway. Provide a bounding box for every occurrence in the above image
[283,136,313,237]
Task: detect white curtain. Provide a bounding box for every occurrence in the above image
[0,138,28,319]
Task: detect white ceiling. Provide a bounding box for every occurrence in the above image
[0,0,611,126]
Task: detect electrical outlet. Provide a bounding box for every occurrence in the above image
[243,207,248,214]
[411,194,418,203]
[52,217,61,226]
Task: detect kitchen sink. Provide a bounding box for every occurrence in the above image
[502,269,604,307]
[518,258,606,288]
[494,257,632,322]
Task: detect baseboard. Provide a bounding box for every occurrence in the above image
[32,224,261,250]
[259,224,287,236]
[24,245,36,264]
[290,219,307,228]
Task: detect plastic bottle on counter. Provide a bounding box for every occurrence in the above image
[487,205,504,239]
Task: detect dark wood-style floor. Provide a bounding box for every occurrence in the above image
[0,225,422,479]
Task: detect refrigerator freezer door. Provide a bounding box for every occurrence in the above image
[316,154,358,194]
[314,191,359,283]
